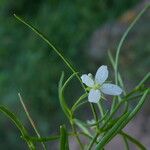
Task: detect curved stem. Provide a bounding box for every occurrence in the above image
[14,14,100,132]
[71,93,88,112]
[115,4,150,85]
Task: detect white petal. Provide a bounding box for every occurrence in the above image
[95,65,108,84]
[81,74,94,87]
[101,83,122,95]
[88,89,101,103]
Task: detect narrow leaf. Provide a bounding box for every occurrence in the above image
[60,125,69,150]
[0,105,35,150]
[95,112,130,149]
[96,89,149,149]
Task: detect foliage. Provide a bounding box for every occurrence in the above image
[0,3,149,149]
[1,0,150,149]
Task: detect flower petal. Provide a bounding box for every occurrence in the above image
[95,65,108,84]
[81,74,94,87]
[88,89,101,103]
[101,83,122,95]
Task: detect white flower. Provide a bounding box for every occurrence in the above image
[81,65,122,103]
[87,119,96,125]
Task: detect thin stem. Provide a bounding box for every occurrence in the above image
[135,72,150,89]
[18,93,46,150]
[29,131,93,143]
[110,97,116,114]
[122,134,130,150]
[115,4,150,85]
[90,110,109,127]
[87,133,99,150]
[90,104,99,130]
[101,87,146,130]
[71,122,84,150]
[120,131,146,150]
[97,101,104,118]
[108,50,126,113]
[71,93,88,112]
[72,101,88,112]
[14,14,99,129]
[14,14,84,91]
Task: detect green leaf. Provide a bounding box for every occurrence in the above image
[95,112,130,149]
[0,105,35,150]
[102,87,148,130]
[60,125,69,150]
[96,89,149,149]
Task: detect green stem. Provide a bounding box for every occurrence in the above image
[71,93,88,112]
[120,131,146,150]
[110,97,116,114]
[90,103,99,130]
[30,131,93,143]
[87,133,99,150]
[115,4,150,85]
[71,122,84,150]
[102,87,148,130]
[14,14,99,130]
[122,134,130,150]
[97,101,104,118]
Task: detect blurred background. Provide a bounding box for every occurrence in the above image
[0,0,149,149]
